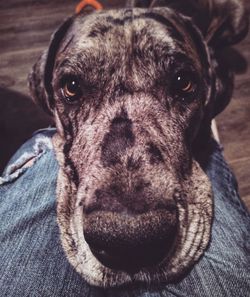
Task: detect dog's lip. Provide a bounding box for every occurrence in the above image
[89,240,170,274]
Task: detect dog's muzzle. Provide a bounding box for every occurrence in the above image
[83,207,177,273]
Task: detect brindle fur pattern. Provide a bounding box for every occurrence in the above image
[29,0,248,287]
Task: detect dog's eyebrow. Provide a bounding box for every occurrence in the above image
[55,58,74,70]
[55,55,93,72]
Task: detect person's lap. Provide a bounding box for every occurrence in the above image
[0,129,249,297]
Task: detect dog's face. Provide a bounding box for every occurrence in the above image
[29,1,248,287]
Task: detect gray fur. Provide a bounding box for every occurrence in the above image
[29,0,248,288]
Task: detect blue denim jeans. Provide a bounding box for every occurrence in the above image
[0,128,249,297]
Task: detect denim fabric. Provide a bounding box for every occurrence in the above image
[0,128,249,297]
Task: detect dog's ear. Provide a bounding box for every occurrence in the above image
[178,0,248,48]
[142,0,249,48]
[28,17,73,116]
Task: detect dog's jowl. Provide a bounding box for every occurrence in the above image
[29,0,248,287]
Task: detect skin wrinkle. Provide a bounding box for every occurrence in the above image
[28,0,249,287]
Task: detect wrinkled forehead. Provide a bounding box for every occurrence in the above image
[73,8,182,47]
[56,8,208,79]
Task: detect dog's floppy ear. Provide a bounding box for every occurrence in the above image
[140,0,249,48]
[28,17,73,116]
[175,0,248,48]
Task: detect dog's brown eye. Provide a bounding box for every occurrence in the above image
[62,78,82,103]
[173,71,197,98]
[175,74,194,93]
[177,78,193,92]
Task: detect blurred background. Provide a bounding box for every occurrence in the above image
[0,0,249,209]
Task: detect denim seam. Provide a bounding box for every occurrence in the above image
[0,150,49,186]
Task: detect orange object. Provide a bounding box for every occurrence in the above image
[75,0,103,14]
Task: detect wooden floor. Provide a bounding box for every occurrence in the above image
[216,2,250,210]
[0,0,249,210]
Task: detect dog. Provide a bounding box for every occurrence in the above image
[28,0,248,288]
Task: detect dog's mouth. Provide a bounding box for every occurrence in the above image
[83,209,178,273]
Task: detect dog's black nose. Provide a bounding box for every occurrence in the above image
[83,209,177,273]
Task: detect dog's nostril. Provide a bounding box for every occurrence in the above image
[83,210,177,272]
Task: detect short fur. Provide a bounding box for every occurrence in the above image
[28,0,248,287]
